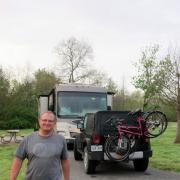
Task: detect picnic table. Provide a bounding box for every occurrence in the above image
[0,129,24,144]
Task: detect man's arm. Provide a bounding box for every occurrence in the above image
[10,157,23,180]
[61,159,70,180]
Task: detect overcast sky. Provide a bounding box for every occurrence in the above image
[0,0,180,91]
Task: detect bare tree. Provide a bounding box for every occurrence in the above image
[55,37,94,83]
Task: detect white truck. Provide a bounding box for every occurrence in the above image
[38,83,114,147]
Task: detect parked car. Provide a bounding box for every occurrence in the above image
[74,111,152,174]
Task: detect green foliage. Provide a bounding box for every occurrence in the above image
[0,68,58,130]
[0,118,33,129]
[133,45,161,109]
[34,68,61,95]
[113,90,144,111]
[160,103,176,122]
[132,45,177,115]
[0,50,177,131]
[0,67,10,117]
[156,55,177,103]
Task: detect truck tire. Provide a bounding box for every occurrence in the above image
[133,158,149,172]
[74,139,82,160]
[84,147,96,174]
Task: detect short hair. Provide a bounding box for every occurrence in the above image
[39,111,56,121]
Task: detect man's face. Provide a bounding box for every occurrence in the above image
[39,113,56,132]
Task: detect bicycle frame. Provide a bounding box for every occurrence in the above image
[117,115,149,139]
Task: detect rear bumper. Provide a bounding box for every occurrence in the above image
[89,149,152,161]
[129,150,152,160]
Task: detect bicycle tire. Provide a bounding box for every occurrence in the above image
[145,111,168,137]
[105,135,131,161]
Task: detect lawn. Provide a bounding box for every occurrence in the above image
[150,122,180,172]
[0,124,180,179]
[0,129,33,180]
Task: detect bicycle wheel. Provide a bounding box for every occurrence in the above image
[145,111,168,137]
[105,135,131,161]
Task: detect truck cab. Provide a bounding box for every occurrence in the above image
[38,83,114,146]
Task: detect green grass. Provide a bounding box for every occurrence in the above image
[150,122,180,172]
[0,144,28,180]
[0,129,33,180]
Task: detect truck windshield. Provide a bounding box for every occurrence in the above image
[57,92,107,118]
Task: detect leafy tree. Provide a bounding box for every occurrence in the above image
[34,68,61,95]
[0,67,10,122]
[133,45,160,110]
[9,79,37,128]
[133,45,180,143]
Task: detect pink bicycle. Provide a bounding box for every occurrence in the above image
[104,110,168,161]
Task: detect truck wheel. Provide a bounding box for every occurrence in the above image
[74,139,82,160]
[84,147,96,174]
[133,158,149,172]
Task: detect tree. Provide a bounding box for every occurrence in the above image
[133,45,180,143]
[10,79,37,119]
[55,37,94,83]
[106,78,118,93]
[156,52,180,143]
[133,45,160,110]
[34,68,61,95]
[0,67,10,97]
[0,67,10,121]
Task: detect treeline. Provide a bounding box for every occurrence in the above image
[0,65,176,130]
[0,68,60,129]
[0,38,178,132]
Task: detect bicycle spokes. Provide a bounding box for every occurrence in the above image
[145,111,168,137]
[105,136,131,161]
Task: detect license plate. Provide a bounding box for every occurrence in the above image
[91,145,103,152]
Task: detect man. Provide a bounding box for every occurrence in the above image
[10,111,70,180]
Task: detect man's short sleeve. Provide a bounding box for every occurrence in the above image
[60,138,68,160]
[15,137,27,160]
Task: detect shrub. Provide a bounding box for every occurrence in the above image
[0,118,34,130]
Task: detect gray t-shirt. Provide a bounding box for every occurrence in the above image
[16,131,68,180]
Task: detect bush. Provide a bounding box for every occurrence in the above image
[0,118,34,130]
